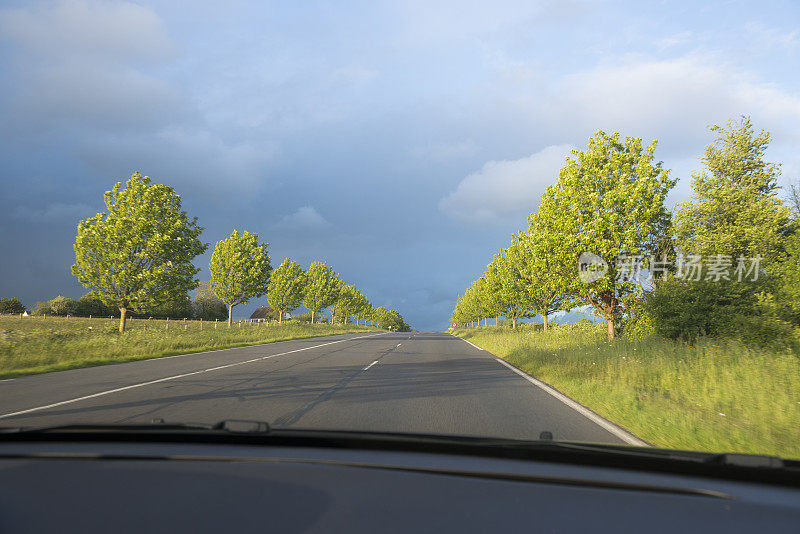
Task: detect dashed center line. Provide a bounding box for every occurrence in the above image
[362,360,380,371]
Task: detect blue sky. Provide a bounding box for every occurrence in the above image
[1,0,799,331]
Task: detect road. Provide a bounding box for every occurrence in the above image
[0,332,643,444]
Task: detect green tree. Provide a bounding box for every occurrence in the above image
[483,248,531,329]
[771,232,800,324]
[327,275,344,323]
[193,281,229,321]
[0,298,25,314]
[267,258,306,324]
[302,261,339,324]
[151,293,194,319]
[675,116,792,263]
[72,172,207,333]
[536,131,675,340]
[350,289,371,325]
[209,230,272,326]
[516,216,575,330]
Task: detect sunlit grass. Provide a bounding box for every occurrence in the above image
[0,315,380,378]
[453,323,800,459]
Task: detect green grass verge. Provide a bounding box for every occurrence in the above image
[452,323,800,459]
[0,316,381,379]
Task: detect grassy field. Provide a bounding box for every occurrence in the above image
[453,323,800,459]
[0,315,380,379]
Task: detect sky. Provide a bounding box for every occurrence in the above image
[1,0,799,331]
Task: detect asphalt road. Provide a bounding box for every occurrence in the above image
[0,332,643,444]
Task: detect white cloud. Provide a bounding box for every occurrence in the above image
[546,54,800,149]
[438,144,574,224]
[275,206,331,231]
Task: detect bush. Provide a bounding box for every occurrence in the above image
[147,294,194,320]
[642,278,795,348]
[34,296,79,316]
[192,282,228,321]
[0,298,26,314]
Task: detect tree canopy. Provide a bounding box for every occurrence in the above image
[209,230,272,326]
[71,172,207,333]
[267,258,306,324]
[675,116,792,264]
[302,261,339,324]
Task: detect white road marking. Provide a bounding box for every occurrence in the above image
[461,338,484,351]
[449,333,646,446]
[0,332,388,421]
[396,343,402,347]
[362,360,380,371]
[494,358,648,447]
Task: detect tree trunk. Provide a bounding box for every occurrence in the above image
[607,317,615,340]
[543,313,548,331]
[278,309,282,325]
[228,304,233,327]
[118,307,127,334]
[512,317,517,329]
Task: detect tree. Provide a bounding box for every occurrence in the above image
[72,172,207,333]
[675,116,792,264]
[267,258,306,324]
[193,281,229,321]
[335,284,369,324]
[375,308,411,331]
[302,261,339,324]
[209,230,272,326]
[0,298,25,314]
[771,232,800,324]
[482,249,531,329]
[326,275,344,323]
[348,289,371,325]
[516,216,575,330]
[536,131,676,340]
[151,293,194,319]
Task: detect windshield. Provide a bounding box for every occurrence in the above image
[0,1,798,463]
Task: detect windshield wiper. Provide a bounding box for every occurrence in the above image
[0,424,796,481]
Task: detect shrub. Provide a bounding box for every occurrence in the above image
[642,278,795,347]
[33,296,79,316]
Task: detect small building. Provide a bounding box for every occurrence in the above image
[249,306,273,323]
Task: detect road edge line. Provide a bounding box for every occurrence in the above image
[493,357,649,447]
[449,333,648,447]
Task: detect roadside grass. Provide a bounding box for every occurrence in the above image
[453,323,800,459]
[0,316,381,379]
